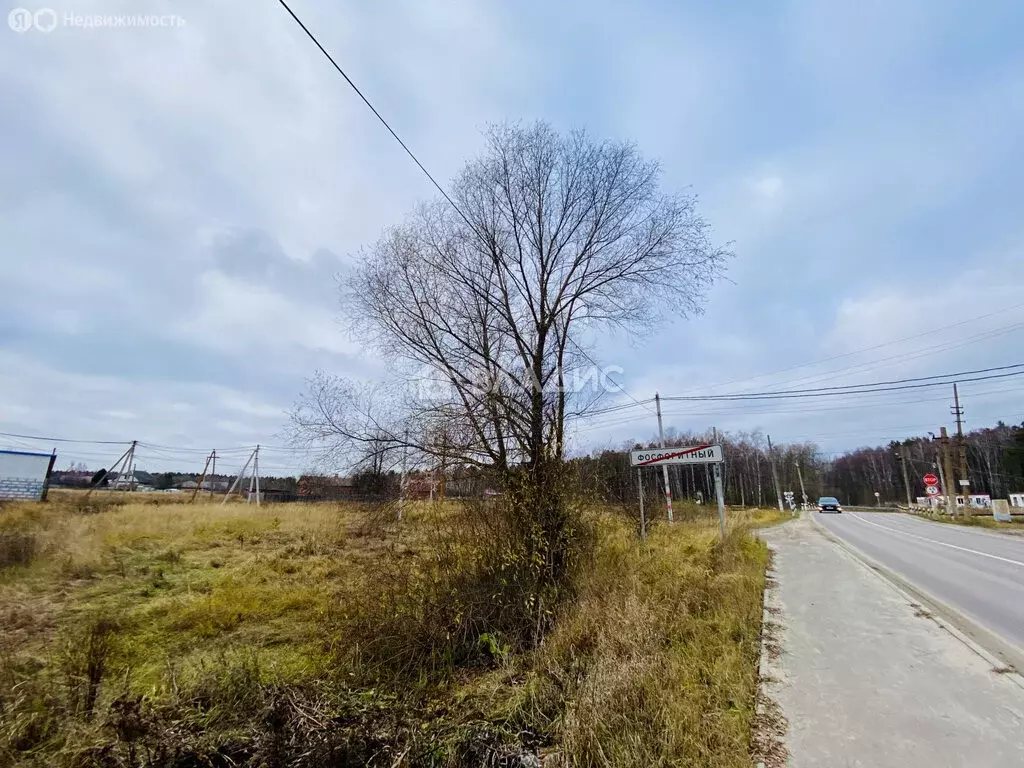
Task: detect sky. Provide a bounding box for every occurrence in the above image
[1,0,1023,476]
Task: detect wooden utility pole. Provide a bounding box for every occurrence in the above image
[654,393,674,523]
[253,445,260,506]
[86,442,135,498]
[940,427,957,516]
[190,451,214,503]
[952,383,971,517]
[767,434,784,511]
[222,447,256,505]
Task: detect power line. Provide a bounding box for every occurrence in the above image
[276,0,655,425]
[275,0,474,230]
[733,320,1024,395]
[662,364,1024,402]
[0,430,128,445]
[672,302,1024,398]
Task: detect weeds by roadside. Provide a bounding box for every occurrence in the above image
[0,494,770,766]
[910,511,1024,532]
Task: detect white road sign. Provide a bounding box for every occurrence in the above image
[925,485,940,496]
[630,444,723,467]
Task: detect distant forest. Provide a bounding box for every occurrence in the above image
[571,420,1024,507]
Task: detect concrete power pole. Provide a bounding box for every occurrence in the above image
[654,393,674,523]
[940,427,957,517]
[952,383,971,517]
[767,434,784,511]
[795,459,808,510]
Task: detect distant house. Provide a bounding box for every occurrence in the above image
[177,480,199,491]
[110,473,143,490]
[1010,493,1024,509]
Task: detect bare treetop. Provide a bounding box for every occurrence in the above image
[297,121,729,474]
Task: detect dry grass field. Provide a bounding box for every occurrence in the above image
[0,491,778,767]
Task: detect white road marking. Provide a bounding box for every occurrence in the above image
[841,513,1024,569]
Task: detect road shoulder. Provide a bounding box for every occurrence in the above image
[759,515,1024,768]
[812,511,1024,675]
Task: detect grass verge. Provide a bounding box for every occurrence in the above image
[910,510,1024,532]
[0,493,770,766]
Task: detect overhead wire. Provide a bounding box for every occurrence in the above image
[662,365,1024,402]
[274,0,475,231]
[670,302,1024,398]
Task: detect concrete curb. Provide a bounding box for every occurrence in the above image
[809,512,1024,690]
[752,533,789,768]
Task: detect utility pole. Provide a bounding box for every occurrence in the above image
[897,445,912,508]
[123,440,137,491]
[211,449,217,496]
[952,383,971,517]
[654,393,674,523]
[766,434,784,511]
[755,450,763,507]
[940,427,957,517]
[795,460,808,510]
[222,447,256,505]
[86,442,134,498]
[253,445,260,506]
[190,451,214,503]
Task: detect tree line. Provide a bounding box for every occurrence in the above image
[569,420,1024,508]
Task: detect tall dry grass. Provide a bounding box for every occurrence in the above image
[0,493,771,767]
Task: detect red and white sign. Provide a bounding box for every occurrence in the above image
[925,485,940,496]
[923,473,939,487]
[630,444,724,466]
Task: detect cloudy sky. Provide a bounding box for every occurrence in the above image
[1,0,1023,475]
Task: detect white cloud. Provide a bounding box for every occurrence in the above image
[2,0,1023,467]
[176,270,357,357]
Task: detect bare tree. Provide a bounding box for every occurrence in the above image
[293,122,728,579]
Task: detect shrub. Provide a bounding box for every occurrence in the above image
[0,532,36,569]
[339,496,595,681]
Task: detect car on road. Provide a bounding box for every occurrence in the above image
[817,496,842,513]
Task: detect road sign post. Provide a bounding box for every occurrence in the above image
[630,445,726,540]
[637,468,646,542]
[713,463,726,540]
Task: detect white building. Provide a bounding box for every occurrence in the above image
[1010,493,1024,509]
[916,494,991,510]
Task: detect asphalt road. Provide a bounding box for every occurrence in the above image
[761,516,1024,767]
[815,511,1024,652]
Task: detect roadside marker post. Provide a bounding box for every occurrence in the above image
[713,462,726,541]
[637,468,647,542]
